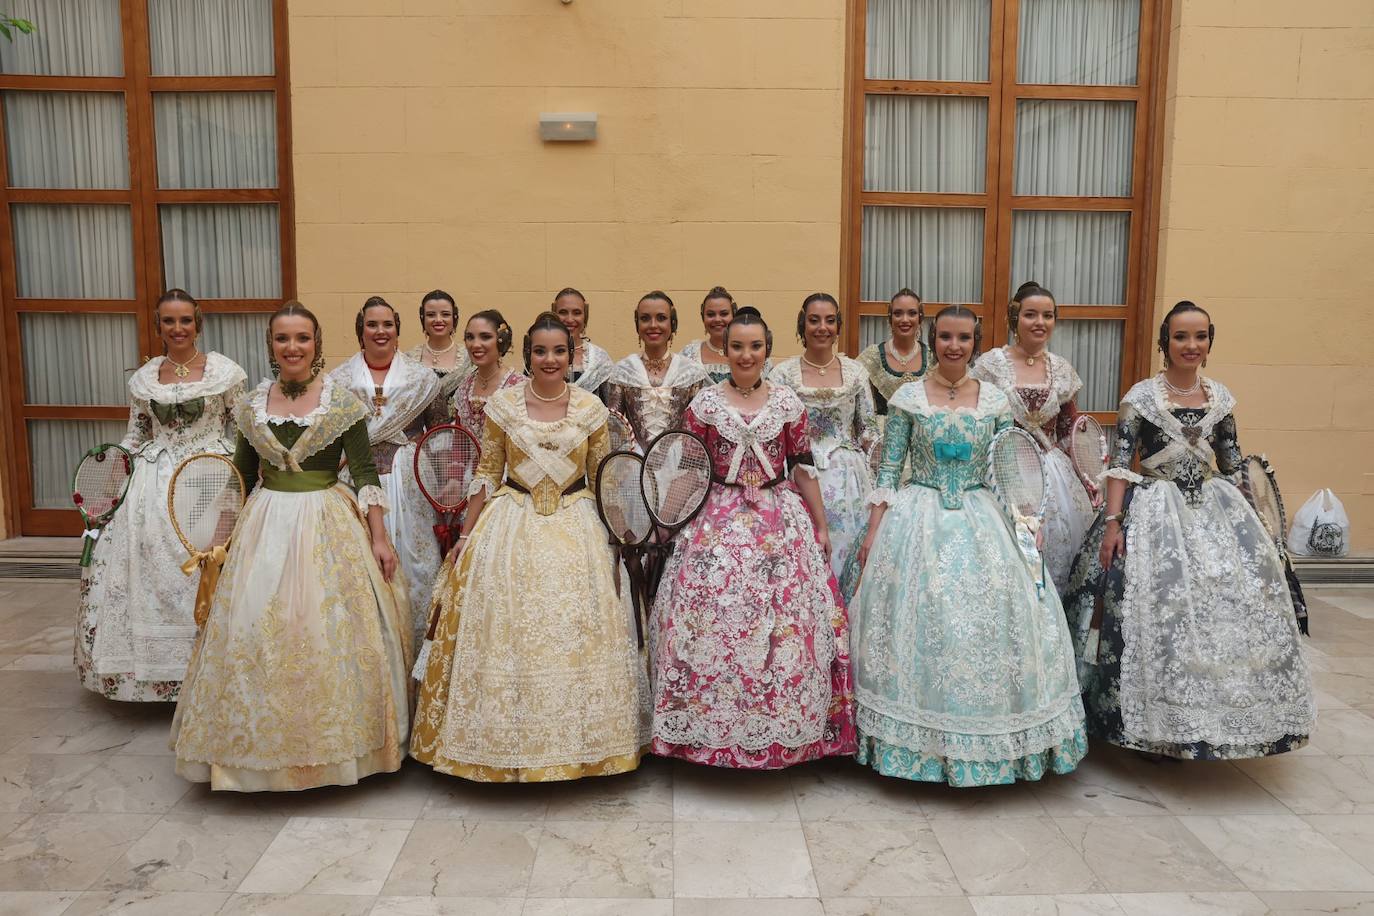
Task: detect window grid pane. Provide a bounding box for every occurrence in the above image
[202,313,272,384]
[866,0,991,82]
[27,419,130,509]
[13,204,135,299]
[1048,319,1124,412]
[160,203,281,299]
[148,0,274,76]
[865,95,988,194]
[3,91,129,189]
[154,92,277,189]
[20,313,139,406]
[1011,210,1129,305]
[0,0,122,76]
[1018,0,1140,86]
[862,206,984,303]
[1014,99,1135,197]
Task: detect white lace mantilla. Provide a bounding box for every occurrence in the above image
[574,341,615,392]
[483,385,608,490]
[237,379,369,471]
[690,384,804,484]
[329,351,440,447]
[970,347,1080,450]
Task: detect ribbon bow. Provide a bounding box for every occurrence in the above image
[180,544,228,628]
[149,397,206,426]
[934,441,972,462]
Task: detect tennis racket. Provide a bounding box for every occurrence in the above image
[596,449,654,647]
[414,423,483,556]
[866,437,884,478]
[1068,414,1109,507]
[606,409,635,454]
[640,429,712,602]
[1242,453,1309,634]
[72,443,134,568]
[168,453,247,627]
[988,426,1049,596]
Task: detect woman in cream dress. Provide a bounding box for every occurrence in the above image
[411,313,649,781]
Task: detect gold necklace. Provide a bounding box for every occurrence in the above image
[168,350,201,379]
[423,338,456,366]
[642,352,671,375]
[728,376,764,400]
[1012,344,1043,367]
[474,365,502,392]
[529,382,569,402]
[801,352,838,377]
[929,369,971,401]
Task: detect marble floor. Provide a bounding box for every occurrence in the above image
[0,580,1372,916]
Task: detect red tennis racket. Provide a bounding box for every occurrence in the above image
[1068,414,1108,507]
[413,423,482,556]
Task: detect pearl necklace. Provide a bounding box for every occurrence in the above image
[706,340,726,357]
[529,382,569,402]
[423,338,457,366]
[1161,373,1201,397]
[801,352,838,377]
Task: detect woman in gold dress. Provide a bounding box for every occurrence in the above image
[411,312,650,781]
[171,302,411,791]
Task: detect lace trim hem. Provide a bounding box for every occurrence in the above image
[467,476,498,500]
[855,697,1086,762]
[1104,467,1143,484]
[355,484,388,513]
[867,487,899,507]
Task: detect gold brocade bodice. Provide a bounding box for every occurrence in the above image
[473,386,610,516]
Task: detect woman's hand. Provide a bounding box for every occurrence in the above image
[1034,525,1046,551]
[1099,523,1125,570]
[857,532,876,571]
[816,527,832,562]
[445,536,468,564]
[373,537,398,582]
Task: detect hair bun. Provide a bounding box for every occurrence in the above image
[734,306,763,319]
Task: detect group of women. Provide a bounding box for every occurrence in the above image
[76,281,1316,792]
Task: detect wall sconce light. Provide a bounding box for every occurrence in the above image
[540,112,597,142]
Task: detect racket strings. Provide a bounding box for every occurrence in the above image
[606,412,635,454]
[992,435,1045,518]
[598,454,651,545]
[1070,420,1108,479]
[74,450,132,518]
[642,432,711,528]
[170,457,245,553]
[416,428,481,511]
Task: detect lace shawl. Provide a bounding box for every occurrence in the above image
[478,385,608,494]
[235,378,370,472]
[404,342,471,402]
[328,351,440,446]
[573,342,615,393]
[122,352,247,460]
[970,347,1081,449]
[769,355,880,469]
[688,384,805,485]
[1108,376,1237,484]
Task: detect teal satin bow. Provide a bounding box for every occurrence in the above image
[934,440,972,462]
[149,397,206,426]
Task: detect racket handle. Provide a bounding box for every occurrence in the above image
[79,531,95,568]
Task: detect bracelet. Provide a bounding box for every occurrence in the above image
[456,535,470,541]
[1104,512,1124,525]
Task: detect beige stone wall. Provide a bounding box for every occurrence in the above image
[287,0,846,365]
[1153,0,1374,550]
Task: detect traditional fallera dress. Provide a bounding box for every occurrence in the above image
[603,353,709,452]
[648,384,857,768]
[451,367,526,433]
[971,347,1096,591]
[411,385,650,781]
[170,379,411,791]
[855,340,928,415]
[330,352,441,645]
[1061,376,1316,759]
[406,341,472,429]
[76,353,246,702]
[572,341,615,395]
[849,381,1087,786]
[770,355,880,580]
[677,339,732,385]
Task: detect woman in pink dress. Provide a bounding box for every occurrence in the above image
[648,308,857,769]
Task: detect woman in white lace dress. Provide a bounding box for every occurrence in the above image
[405,289,472,429]
[971,282,1095,591]
[1062,301,1315,759]
[330,297,440,646]
[76,290,246,701]
[171,302,410,791]
[770,293,879,580]
[411,313,649,781]
[552,287,615,396]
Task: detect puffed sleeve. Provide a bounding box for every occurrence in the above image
[119,397,152,453]
[785,409,818,478]
[1212,412,1243,479]
[1104,401,1143,484]
[341,419,387,511]
[869,406,912,504]
[469,415,507,499]
[231,431,260,492]
[683,403,709,440]
[585,419,610,493]
[1054,397,1079,445]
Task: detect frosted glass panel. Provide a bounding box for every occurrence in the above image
[154,92,277,189]
[148,0,274,76]
[21,313,138,406]
[28,419,130,509]
[3,91,129,189]
[862,206,983,303]
[1011,211,1129,305]
[865,95,987,194]
[203,313,272,384]
[859,316,933,352]
[0,0,122,76]
[866,0,990,81]
[1019,0,1140,86]
[12,204,135,299]
[1014,100,1135,197]
[1048,319,1123,412]
[160,204,281,298]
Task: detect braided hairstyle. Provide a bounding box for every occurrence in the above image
[1157,300,1215,368]
[1008,281,1056,340]
[637,290,679,337]
[796,292,842,343]
[725,306,773,357]
[522,311,574,372]
[266,300,325,376]
[355,295,400,346]
[927,304,983,365]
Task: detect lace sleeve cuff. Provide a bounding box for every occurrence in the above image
[467,476,498,500]
[355,484,388,513]
[867,487,898,508]
[792,462,821,480]
[1104,467,1143,484]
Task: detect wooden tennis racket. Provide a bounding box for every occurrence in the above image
[988,426,1049,596]
[72,443,134,568]
[1068,414,1109,507]
[413,422,483,556]
[168,453,247,627]
[1242,453,1309,633]
[596,449,654,647]
[639,429,712,601]
[606,409,635,454]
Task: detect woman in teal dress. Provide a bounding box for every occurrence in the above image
[849,306,1087,787]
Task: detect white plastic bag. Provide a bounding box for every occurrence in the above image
[1289,488,1350,557]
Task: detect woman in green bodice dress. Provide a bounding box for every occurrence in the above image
[171,302,412,792]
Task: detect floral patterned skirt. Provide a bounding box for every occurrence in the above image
[649,483,857,769]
